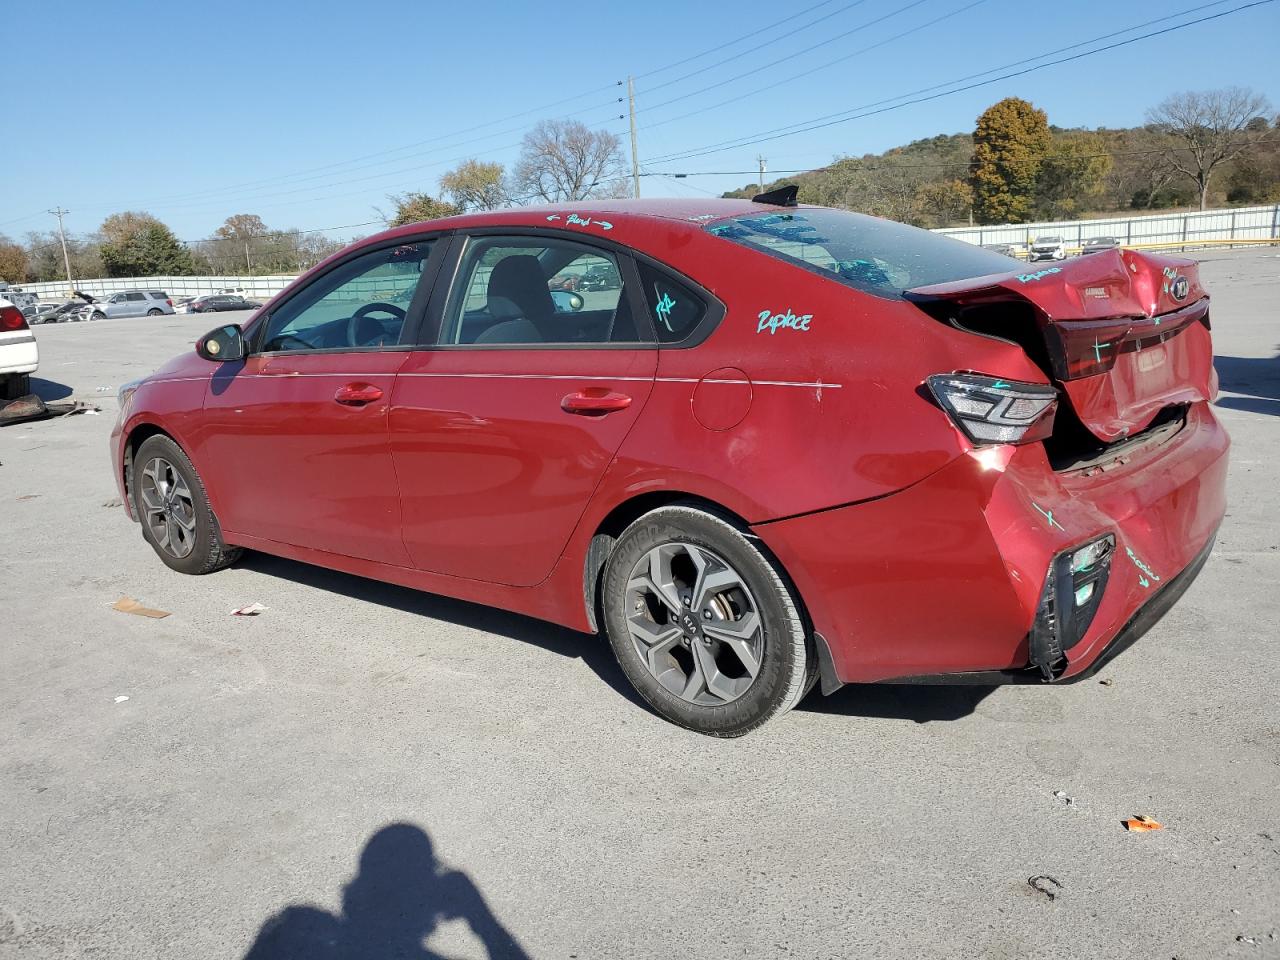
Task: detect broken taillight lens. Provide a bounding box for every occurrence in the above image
[0,305,30,332]
[927,373,1058,445]
[1044,319,1134,380]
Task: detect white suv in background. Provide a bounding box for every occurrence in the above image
[0,293,39,400]
[1028,236,1068,262]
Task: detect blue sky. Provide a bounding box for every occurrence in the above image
[6,0,1278,245]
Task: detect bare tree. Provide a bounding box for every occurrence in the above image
[1146,87,1274,209]
[510,120,626,203]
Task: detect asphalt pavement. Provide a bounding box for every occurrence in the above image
[2,250,1278,959]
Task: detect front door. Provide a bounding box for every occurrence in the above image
[391,233,656,587]
[195,238,440,566]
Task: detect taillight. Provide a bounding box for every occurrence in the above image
[1045,319,1133,379]
[927,373,1057,445]
[0,305,29,332]
[166,299,173,307]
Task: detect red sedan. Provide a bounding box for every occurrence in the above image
[110,193,1227,736]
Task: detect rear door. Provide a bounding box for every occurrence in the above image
[391,231,657,587]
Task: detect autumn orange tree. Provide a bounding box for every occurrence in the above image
[970,98,1051,224]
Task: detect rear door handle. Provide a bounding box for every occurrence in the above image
[334,382,384,406]
[561,389,632,416]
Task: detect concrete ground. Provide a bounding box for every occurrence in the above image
[2,249,1277,959]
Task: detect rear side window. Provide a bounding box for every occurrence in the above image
[148,291,168,299]
[636,262,706,344]
[125,292,146,301]
[441,236,639,346]
[706,208,1019,301]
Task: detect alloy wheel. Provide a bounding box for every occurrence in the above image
[138,457,197,559]
[625,542,764,705]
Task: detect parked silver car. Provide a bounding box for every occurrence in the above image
[88,290,175,320]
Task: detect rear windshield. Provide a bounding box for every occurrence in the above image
[705,208,1018,301]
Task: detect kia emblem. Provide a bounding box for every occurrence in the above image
[1170,276,1189,302]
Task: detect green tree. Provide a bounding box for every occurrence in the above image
[915,178,974,227]
[385,192,460,227]
[440,159,508,211]
[970,98,1051,224]
[100,220,194,276]
[1035,135,1113,220]
[0,237,29,284]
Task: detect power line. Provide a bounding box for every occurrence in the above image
[632,0,938,122]
[637,0,987,134]
[646,0,1273,164]
[76,2,860,216]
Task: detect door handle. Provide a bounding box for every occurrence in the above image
[334,382,384,406]
[561,389,632,416]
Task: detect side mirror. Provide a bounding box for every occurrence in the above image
[196,324,246,362]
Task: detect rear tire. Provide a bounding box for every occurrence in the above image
[132,434,241,575]
[1,373,31,401]
[146,308,162,316]
[602,505,810,737]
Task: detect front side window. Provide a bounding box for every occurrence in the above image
[441,236,638,346]
[260,240,434,352]
[707,208,1020,301]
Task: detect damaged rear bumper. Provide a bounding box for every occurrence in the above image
[753,401,1229,689]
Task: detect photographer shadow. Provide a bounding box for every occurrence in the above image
[242,822,529,960]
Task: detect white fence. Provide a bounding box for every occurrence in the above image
[16,274,299,301]
[936,203,1280,249]
[12,203,1280,301]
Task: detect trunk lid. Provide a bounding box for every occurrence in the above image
[906,248,1214,443]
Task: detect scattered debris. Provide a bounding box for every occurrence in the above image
[16,494,40,501]
[1099,677,1114,686]
[114,696,129,704]
[1123,815,1164,832]
[95,386,111,392]
[102,498,122,508]
[1028,875,1063,900]
[1237,935,1256,945]
[0,395,102,425]
[230,603,268,616]
[1053,790,1074,806]
[110,597,171,619]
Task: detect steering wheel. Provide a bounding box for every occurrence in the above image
[347,302,407,347]
[266,333,314,352]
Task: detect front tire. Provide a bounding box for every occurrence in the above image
[91,311,105,321]
[131,434,241,575]
[602,506,810,737]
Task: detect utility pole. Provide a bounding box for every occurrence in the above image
[244,240,252,274]
[627,76,640,199]
[49,208,74,297]
[757,156,766,192]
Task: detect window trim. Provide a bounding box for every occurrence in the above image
[246,232,449,357]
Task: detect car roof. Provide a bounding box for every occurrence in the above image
[366,197,787,247]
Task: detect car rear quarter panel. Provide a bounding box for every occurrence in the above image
[605,224,1049,522]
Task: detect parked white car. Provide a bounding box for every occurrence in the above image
[1028,236,1067,262]
[0,294,39,400]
